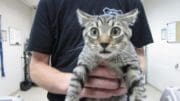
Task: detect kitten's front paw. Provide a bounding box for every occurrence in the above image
[129,96,146,101]
[130,86,147,101]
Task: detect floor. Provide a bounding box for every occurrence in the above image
[14,84,162,101]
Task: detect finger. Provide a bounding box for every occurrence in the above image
[112,87,127,96]
[80,87,112,99]
[85,77,119,90]
[80,87,127,99]
[89,67,118,79]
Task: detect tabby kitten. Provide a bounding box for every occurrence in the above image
[65,9,146,101]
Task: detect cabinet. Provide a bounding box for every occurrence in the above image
[147,44,180,91]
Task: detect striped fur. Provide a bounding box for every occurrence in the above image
[65,9,146,101]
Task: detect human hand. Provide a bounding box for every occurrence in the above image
[80,65,127,99]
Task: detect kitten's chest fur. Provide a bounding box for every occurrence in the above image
[78,43,139,77]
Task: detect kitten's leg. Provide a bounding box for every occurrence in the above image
[65,64,93,101]
[124,66,146,101]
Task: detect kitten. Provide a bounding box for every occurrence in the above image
[65,9,146,101]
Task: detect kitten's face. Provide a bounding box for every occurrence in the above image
[77,9,138,58]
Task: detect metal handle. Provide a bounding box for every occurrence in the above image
[175,63,179,69]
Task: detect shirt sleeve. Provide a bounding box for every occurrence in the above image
[130,0,153,48]
[28,0,54,54]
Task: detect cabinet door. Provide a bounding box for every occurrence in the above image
[147,44,180,91]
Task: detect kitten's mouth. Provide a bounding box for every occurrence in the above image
[100,50,111,54]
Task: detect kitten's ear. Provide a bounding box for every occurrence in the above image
[76,9,94,27]
[118,9,139,26]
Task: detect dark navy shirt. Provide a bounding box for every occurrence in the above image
[28,0,153,100]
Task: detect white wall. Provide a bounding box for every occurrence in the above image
[0,0,33,96]
[144,0,180,91]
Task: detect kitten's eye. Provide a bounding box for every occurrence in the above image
[111,27,121,36]
[90,27,99,37]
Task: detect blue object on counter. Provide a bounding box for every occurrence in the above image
[161,86,180,101]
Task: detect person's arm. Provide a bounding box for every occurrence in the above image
[135,47,146,72]
[30,51,72,94]
[30,51,127,99]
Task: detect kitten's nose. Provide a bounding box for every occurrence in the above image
[100,43,109,48]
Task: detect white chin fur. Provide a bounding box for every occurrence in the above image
[98,53,113,58]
